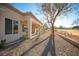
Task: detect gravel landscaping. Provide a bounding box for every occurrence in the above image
[55,34,79,56]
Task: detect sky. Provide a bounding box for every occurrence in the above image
[54,4,79,28]
[10,3,44,22]
[10,3,79,28]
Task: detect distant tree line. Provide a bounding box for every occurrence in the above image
[72,25,79,29]
[54,25,79,29]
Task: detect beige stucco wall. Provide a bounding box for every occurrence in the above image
[0,5,24,43]
[0,5,43,43]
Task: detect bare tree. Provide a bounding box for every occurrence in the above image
[39,3,72,45]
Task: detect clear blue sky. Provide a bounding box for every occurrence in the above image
[10,3,79,28]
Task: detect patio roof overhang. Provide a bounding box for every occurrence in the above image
[32,20,42,28]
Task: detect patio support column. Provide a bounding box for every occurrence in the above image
[28,17,32,39]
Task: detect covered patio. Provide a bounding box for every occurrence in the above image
[32,20,42,38]
[20,20,28,39]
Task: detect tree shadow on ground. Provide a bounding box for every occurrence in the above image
[21,36,49,56]
[41,36,56,56]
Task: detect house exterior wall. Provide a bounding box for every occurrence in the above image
[0,14,4,43]
[0,4,43,44]
[0,5,24,43]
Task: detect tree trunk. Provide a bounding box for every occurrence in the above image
[51,22,55,40]
[51,23,56,55]
[51,23,54,40]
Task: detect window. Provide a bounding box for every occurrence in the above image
[5,18,18,34]
[5,18,12,34]
[13,20,18,34]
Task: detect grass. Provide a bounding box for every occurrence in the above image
[56,29,79,36]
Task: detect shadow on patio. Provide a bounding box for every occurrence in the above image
[41,36,56,56]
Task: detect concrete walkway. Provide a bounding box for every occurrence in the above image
[23,36,56,56]
[22,30,51,56]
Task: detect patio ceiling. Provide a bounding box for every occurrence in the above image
[32,20,41,28]
[32,18,43,27]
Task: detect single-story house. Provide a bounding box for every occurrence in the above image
[0,3,43,45]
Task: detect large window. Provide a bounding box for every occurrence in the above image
[13,20,18,34]
[5,18,12,34]
[5,18,18,34]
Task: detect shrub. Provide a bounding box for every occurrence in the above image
[0,39,6,49]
